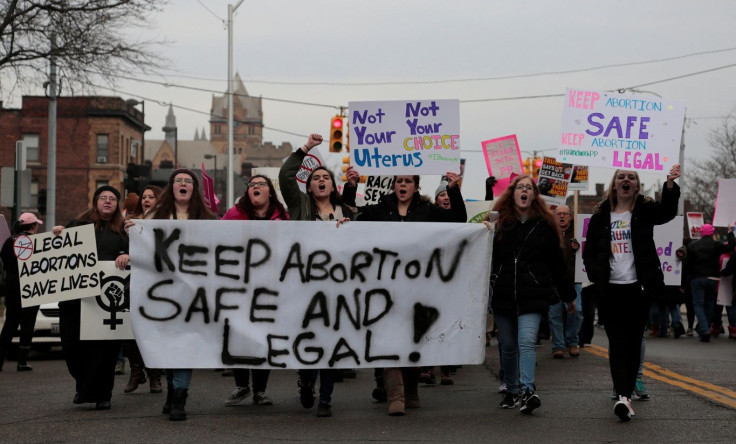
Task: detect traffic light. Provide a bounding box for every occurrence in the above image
[345,121,350,152]
[329,116,344,153]
[522,158,532,175]
[532,157,543,179]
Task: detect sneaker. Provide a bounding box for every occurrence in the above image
[728,325,736,339]
[674,323,685,339]
[614,395,633,421]
[298,378,315,409]
[686,328,694,337]
[497,383,508,394]
[633,380,650,400]
[372,387,387,402]
[114,361,125,375]
[519,391,541,414]
[499,393,519,409]
[224,387,251,406]
[317,402,332,417]
[253,391,273,405]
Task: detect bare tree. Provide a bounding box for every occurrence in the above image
[0,0,166,96]
[684,113,736,222]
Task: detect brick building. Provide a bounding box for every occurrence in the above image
[0,96,147,226]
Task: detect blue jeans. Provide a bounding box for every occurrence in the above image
[166,369,193,390]
[548,283,582,351]
[299,369,336,404]
[691,277,717,337]
[496,312,542,395]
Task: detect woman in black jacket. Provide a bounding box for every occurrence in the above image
[350,170,465,416]
[53,185,130,411]
[583,165,680,422]
[490,175,575,415]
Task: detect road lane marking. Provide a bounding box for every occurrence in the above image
[584,344,736,409]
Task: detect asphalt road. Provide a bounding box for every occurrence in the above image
[1,328,736,443]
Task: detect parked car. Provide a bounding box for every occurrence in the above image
[1,302,60,351]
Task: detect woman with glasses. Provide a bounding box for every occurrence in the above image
[221,175,288,408]
[489,175,575,415]
[278,133,356,418]
[147,168,217,421]
[583,165,680,422]
[341,167,466,416]
[52,185,130,410]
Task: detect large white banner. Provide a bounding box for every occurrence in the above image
[18,225,101,307]
[80,262,134,340]
[348,99,461,175]
[559,88,685,173]
[129,220,492,369]
[575,215,684,286]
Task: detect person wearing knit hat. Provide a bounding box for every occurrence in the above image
[51,184,129,411]
[0,213,44,372]
[686,222,736,342]
[434,181,451,209]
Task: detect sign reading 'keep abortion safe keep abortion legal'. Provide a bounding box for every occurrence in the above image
[348,100,461,175]
[559,88,686,172]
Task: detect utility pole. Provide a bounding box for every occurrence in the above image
[46,33,58,227]
[227,0,245,209]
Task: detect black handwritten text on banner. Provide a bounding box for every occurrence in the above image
[129,220,492,369]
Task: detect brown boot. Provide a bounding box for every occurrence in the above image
[383,368,405,416]
[124,362,147,393]
[404,367,421,408]
[148,368,163,393]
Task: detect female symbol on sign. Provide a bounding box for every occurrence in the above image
[13,235,34,261]
[95,272,130,331]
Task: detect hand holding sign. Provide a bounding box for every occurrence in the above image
[667,163,681,184]
[346,166,360,187]
[446,171,461,189]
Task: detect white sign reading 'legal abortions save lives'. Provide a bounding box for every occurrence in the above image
[129,219,492,369]
[18,225,101,307]
[348,99,461,175]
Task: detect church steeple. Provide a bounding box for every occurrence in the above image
[162,105,177,149]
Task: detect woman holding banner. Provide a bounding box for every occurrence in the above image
[583,165,680,422]
[279,133,356,418]
[221,174,288,408]
[346,168,466,416]
[489,175,575,415]
[146,168,217,421]
[54,185,130,411]
[0,213,44,372]
[120,184,164,395]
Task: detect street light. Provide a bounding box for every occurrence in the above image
[227,0,245,209]
[204,154,217,195]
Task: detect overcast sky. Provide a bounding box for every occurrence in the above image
[10,0,736,200]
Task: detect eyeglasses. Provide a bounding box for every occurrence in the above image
[98,196,118,202]
[515,185,534,191]
[174,178,193,184]
[248,182,268,189]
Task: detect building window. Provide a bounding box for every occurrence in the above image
[248,125,254,135]
[96,180,109,191]
[214,125,221,135]
[23,134,40,162]
[96,134,109,162]
[30,180,39,208]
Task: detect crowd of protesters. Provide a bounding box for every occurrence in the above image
[4,131,735,424]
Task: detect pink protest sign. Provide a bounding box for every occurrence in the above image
[480,135,523,197]
[200,162,218,215]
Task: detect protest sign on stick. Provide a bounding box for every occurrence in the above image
[480,135,522,197]
[348,100,460,175]
[686,212,704,239]
[18,225,101,307]
[559,88,685,173]
[130,220,491,369]
[712,179,736,227]
[537,157,570,207]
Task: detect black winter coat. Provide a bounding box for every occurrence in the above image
[355,186,466,223]
[583,182,679,296]
[490,218,575,316]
